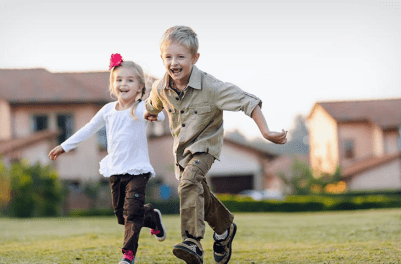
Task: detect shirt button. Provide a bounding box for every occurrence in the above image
[180,110,184,114]
[194,110,198,114]
[182,123,185,127]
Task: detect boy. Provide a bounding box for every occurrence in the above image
[144,26,287,264]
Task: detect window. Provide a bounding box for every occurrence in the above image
[32,115,48,132]
[344,140,354,159]
[98,126,107,150]
[57,114,73,144]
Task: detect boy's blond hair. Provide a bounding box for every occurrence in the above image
[109,61,146,120]
[160,25,199,56]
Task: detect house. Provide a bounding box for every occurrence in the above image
[308,98,401,191]
[0,68,281,197]
[147,132,279,195]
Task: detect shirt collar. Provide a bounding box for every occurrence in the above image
[162,65,202,90]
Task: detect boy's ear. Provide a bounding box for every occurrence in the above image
[192,53,200,64]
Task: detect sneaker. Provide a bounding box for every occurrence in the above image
[118,258,133,264]
[213,223,237,264]
[150,209,166,242]
[172,238,203,264]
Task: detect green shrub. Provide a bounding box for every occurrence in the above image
[9,160,63,218]
[217,193,401,213]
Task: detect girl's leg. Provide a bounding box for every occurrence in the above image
[110,175,125,225]
[122,173,150,255]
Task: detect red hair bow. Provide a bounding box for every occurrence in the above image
[109,53,123,70]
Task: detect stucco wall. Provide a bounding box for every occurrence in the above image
[347,158,401,190]
[308,105,338,174]
[11,103,105,181]
[0,99,11,140]
[338,122,375,167]
[384,131,400,154]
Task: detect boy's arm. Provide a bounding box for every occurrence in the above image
[144,82,164,121]
[251,105,287,144]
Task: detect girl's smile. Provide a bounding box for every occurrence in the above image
[112,67,143,110]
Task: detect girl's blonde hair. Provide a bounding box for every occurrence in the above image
[109,61,146,120]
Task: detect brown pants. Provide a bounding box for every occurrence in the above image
[178,152,234,240]
[110,173,157,255]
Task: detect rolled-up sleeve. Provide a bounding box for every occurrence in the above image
[214,82,262,117]
[145,82,164,115]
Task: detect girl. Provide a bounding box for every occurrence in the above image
[49,54,166,264]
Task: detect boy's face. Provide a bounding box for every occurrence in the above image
[160,42,199,88]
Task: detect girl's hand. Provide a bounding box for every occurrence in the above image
[264,129,288,144]
[48,145,65,161]
[144,110,158,122]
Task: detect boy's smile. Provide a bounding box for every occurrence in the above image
[161,42,199,90]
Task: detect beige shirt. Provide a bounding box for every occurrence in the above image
[145,66,262,179]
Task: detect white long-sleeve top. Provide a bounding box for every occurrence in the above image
[61,101,165,177]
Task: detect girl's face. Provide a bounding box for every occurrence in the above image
[112,66,143,104]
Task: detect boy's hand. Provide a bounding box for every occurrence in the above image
[264,129,288,144]
[48,145,65,161]
[144,110,159,122]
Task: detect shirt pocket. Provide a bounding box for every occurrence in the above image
[186,104,213,134]
[189,105,212,115]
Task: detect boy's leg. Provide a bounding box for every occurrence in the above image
[121,173,150,256]
[178,152,216,239]
[202,178,234,235]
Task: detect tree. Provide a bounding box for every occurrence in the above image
[282,158,345,195]
[9,160,63,217]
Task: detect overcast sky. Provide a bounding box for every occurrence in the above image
[1,0,400,139]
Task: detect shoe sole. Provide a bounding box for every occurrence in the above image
[154,209,166,242]
[173,246,203,264]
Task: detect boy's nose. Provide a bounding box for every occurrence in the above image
[171,57,177,66]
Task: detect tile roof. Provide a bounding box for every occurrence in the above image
[0,130,59,155]
[342,152,401,178]
[315,98,401,129]
[0,69,157,104]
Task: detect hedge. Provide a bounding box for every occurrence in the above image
[67,194,401,216]
[216,194,401,213]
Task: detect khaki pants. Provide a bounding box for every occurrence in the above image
[178,152,234,239]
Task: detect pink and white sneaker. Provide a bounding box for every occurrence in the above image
[150,209,166,242]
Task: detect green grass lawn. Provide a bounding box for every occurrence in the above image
[1,208,401,263]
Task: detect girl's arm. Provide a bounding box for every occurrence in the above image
[48,105,107,160]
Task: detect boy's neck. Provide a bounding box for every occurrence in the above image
[169,77,187,91]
